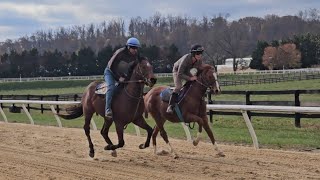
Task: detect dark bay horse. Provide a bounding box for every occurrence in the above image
[144,64,225,158]
[58,58,157,158]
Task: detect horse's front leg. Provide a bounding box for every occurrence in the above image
[185,113,224,157]
[101,118,117,157]
[105,122,125,151]
[202,117,225,157]
[193,124,203,146]
[133,115,153,149]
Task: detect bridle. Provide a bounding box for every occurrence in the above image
[195,69,218,90]
[120,61,155,87]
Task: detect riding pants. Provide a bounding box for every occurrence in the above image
[173,72,183,93]
[104,68,116,113]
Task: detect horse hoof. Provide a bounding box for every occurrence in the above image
[89,152,94,158]
[193,140,199,146]
[216,152,226,157]
[111,150,117,157]
[173,154,179,159]
[139,144,145,149]
[156,149,169,156]
[104,145,113,151]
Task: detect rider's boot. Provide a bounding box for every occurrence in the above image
[166,92,178,113]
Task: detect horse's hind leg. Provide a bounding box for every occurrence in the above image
[83,113,95,158]
[132,115,153,149]
[152,125,160,154]
[193,124,203,146]
[158,124,178,158]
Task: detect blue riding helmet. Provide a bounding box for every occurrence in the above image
[126,37,140,47]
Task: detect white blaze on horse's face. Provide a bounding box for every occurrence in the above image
[213,72,221,93]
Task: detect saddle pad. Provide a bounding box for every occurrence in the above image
[160,88,172,102]
[160,86,190,103]
[95,82,107,94]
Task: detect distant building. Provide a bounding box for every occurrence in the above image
[217,57,252,71]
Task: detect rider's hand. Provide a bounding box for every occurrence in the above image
[190,76,197,81]
[119,77,125,82]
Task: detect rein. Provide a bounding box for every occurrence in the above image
[120,80,144,84]
[123,62,147,128]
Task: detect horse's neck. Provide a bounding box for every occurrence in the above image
[125,74,144,98]
[187,82,207,100]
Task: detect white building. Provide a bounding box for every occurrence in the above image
[217,57,252,71]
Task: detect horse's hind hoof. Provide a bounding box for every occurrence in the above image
[89,152,95,158]
[216,152,225,157]
[193,140,199,146]
[139,144,146,149]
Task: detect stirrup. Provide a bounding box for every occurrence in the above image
[105,110,112,118]
[166,105,174,113]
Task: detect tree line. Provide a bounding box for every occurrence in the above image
[0,9,320,77]
[0,44,181,77]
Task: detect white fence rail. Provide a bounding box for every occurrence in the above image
[1,100,320,149]
[0,100,144,136]
[206,104,320,149]
[1,68,320,83]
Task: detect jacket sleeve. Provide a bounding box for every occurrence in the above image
[177,57,191,81]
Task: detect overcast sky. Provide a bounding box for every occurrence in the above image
[0,0,319,42]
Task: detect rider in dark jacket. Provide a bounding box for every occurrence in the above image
[104,37,140,118]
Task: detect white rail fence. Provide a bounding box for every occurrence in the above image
[0,100,144,136]
[1,100,320,149]
[1,68,320,83]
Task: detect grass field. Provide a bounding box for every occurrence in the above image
[0,78,320,150]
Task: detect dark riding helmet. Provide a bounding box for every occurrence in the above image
[190,44,204,53]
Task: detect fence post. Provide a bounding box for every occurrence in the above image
[294,90,301,128]
[73,94,78,101]
[56,95,60,113]
[0,95,2,108]
[27,94,30,111]
[245,91,252,120]
[207,92,213,123]
[40,96,44,114]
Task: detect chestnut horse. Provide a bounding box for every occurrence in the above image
[58,58,157,158]
[144,64,225,158]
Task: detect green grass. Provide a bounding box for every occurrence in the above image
[1,78,320,150]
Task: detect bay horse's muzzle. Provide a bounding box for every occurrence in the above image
[145,77,157,87]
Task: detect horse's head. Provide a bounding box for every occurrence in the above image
[133,57,157,87]
[196,64,221,94]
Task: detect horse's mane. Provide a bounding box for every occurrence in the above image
[197,64,214,75]
[124,56,150,82]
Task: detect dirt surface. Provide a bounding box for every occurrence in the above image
[0,122,319,180]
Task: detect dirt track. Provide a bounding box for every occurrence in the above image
[0,122,319,180]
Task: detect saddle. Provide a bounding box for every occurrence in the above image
[95,82,123,95]
[95,82,107,94]
[160,81,192,103]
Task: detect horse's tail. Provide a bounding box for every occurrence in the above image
[57,104,83,120]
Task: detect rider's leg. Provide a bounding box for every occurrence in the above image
[166,73,181,113]
[166,92,178,113]
[104,68,116,118]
